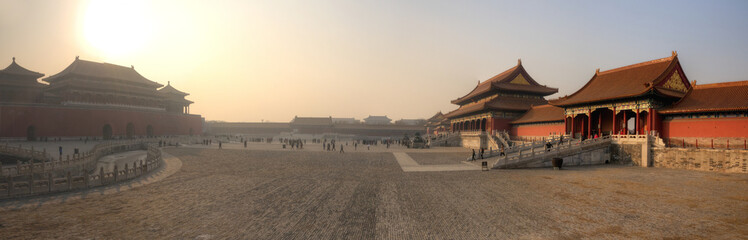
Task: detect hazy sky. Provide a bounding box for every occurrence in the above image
[1,0,747,122]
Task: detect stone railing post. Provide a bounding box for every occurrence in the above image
[7,176,12,196]
[29,172,34,194]
[113,165,118,182]
[67,171,72,190]
[48,173,53,193]
[100,167,104,185]
[124,164,129,180]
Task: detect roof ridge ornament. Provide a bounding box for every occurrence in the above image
[12,57,15,62]
[75,56,79,60]
[517,58,522,65]
[672,50,677,57]
[595,68,600,74]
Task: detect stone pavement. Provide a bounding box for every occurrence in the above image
[0,148,745,239]
[95,150,147,172]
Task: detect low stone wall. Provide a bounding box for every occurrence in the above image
[652,147,748,173]
[459,133,486,149]
[610,143,643,166]
[663,137,748,150]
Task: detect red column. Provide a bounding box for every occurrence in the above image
[636,109,640,135]
[597,110,602,136]
[587,109,592,139]
[564,116,568,134]
[612,108,617,135]
[646,109,651,133]
[623,111,627,135]
[571,115,575,138]
[652,109,657,135]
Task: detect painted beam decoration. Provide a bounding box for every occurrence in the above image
[564,99,663,117]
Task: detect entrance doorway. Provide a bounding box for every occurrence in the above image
[103,124,113,140]
[27,125,36,141]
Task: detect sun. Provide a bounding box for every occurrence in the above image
[83,0,153,58]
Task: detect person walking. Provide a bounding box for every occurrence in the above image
[471,149,476,161]
[219,141,222,149]
[340,145,344,153]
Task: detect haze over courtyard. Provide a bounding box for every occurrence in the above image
[2,0,748,122]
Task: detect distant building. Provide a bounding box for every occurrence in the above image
[394,118,426,126]
[332,117,359,124]
[0,57,202,140]
[290,116,333,134]
[424,112,450,135]
[363,115,392,125]
[0,57,45,103]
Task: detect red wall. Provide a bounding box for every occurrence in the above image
[661,117,748,138]
[491,118,513,132]
[0,105,202,138]
[511,123,565,137]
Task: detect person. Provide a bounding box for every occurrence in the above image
[500,147,505,156]
[340,145,344,153]
[471,149,476,161]
[244,141,247,148]
[59,146,63,158]
[219,141,222,149]
[355,142,358,150]
[546,142,552,152]
[480,148,484,159]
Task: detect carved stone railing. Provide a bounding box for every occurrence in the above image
[0,142,163,199]
[0,140,157,177]
[480,134,572,159]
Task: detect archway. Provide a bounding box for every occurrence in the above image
[146,125,154,137]
[27,125,36,141]
[126,122,135,138]
[638,110,649,135]
[593,108,615,136]
[103,124,113,140]
[573,114,589,139]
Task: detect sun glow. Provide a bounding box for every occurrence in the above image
[83,0,153,58]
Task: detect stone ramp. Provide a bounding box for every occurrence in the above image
[494,136,612,169]
[393,152,480,172]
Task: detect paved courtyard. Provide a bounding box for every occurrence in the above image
[0,144,746,239]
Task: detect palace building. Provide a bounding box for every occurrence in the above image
[0,57,202,140]
[446,52,748,149]
[444,59,557,134]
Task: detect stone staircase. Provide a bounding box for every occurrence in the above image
[493,135,612,169]
[479,135,569,159]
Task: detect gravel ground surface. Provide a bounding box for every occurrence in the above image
[0,147,746,239]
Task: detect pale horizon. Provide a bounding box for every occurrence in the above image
[2,0,747,122]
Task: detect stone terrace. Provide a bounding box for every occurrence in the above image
[0,146,746,239]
